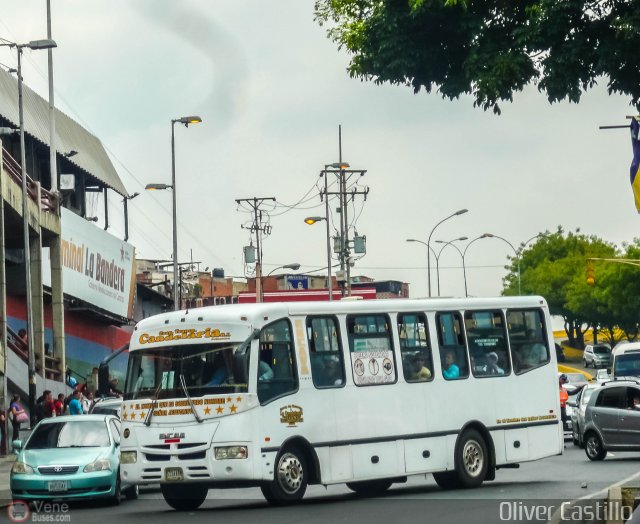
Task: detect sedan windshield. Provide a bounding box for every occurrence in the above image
[594,346,611,355]
[124,343,249,400]
[26,420,110,449]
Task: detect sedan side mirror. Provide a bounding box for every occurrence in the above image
[12,439,22,451]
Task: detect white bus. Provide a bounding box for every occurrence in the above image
[119,296,562,510]
[612,342,640,378]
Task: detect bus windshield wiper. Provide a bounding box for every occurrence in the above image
[179,374,203,424]
[144,382,164,427]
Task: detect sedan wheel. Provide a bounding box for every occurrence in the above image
[585,433,606,461]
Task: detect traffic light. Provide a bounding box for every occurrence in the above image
[586,261,595,286]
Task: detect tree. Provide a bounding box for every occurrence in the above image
[502,227,616,347]
[314,0,640,114]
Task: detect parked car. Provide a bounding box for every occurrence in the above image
[569,383,600,447]
[583,344,612,368]
[582,380,640,461]
[10,414,137,503]
[90,397,122,417]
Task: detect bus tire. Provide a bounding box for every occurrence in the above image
[346,479,393,496]
[261,446,308,505]
[161,483,208,511]
[453,429,489,489]
[584,432,606,461]
[124,484,139,500]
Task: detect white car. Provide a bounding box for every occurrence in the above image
[595,369,610,383]
[583,344,612,368]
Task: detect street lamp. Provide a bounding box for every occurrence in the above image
[146,115,202,311]
[481,233,521,294]
[0,37,57,424]
[262,263,300,301]
[426,209,468,297]
[434,236,468,296]
[305,215,333,301]
[460,234,493,297]
[406,238,439,296]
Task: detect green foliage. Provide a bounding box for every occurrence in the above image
[314,0,640,114]
[500,227,640,346]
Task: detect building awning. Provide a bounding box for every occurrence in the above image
[0,67,128,197]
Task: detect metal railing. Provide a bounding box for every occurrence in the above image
[2,146,58,213]
[7,324,62,380]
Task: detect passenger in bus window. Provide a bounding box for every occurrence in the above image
[442,350,460,379]
[484,352,505,375]
[524,329,547,367]
[206,351,230,386]
[409,354,431,381]
[321,355,343,386]
[258,360,274,381]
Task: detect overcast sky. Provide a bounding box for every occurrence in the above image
[0,0,637,301]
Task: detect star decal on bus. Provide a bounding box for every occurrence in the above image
[204,406,211,415]
[229,404,237,413]
[226,397,232,403]
[140,411,146,420]
[236,396,242,403]
[216,406,223,414]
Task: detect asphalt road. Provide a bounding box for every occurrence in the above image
[22,445,640,524]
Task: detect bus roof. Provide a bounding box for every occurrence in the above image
[134,295,547,332]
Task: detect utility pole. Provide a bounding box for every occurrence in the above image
[323,127,368,296]
[236,197,275,302]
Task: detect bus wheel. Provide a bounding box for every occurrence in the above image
[346,480,392,497]
[584,433,606,461]
[455,429,488,488]
[161,483,208,511]
[261,446,308,505]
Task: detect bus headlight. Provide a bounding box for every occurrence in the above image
[83,459,112,473]
[215,446,248,460]
[120,451,137,464]
[11,461,34,475]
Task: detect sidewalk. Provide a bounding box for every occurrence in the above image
[0,453,15,507]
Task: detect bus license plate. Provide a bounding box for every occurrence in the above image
[165,468,183,482]
[47,481,68,492]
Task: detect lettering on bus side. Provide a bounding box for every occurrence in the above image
[138,328,231,344]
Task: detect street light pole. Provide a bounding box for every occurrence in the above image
[461,234,492,297]
[1,38,58,424]
[426,209,468,297]
[434,237,468,296]
[170,116,201,310]
[406,239,439,296]
[482,233,520,294]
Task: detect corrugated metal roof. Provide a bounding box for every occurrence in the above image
[0,67,128,197]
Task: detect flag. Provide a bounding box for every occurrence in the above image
[631,118,640,213]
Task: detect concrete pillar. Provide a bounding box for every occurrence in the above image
[50,235,65,379]
[0,147,8,453]
[30,228,45,379]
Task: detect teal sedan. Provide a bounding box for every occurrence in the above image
[10,414,137,503]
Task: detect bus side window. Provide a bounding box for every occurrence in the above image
[465,310,510,377]
[307,316,345,389]
[506,309,550,374]
[436,311,469,380]
[398,313,433,383]
[257,319,298,404]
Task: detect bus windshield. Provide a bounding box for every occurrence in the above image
[124,343,249,400]
[614,353,640,378]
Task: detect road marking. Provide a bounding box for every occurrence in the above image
[548,468,640,524]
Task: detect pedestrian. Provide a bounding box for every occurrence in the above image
[36,390,56,422]
[54,393,65,416]
[68,390,83,415]
[0,407,6,455]
[82,390,94,414]
[9,394,27,448]
[17,329,27,345]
